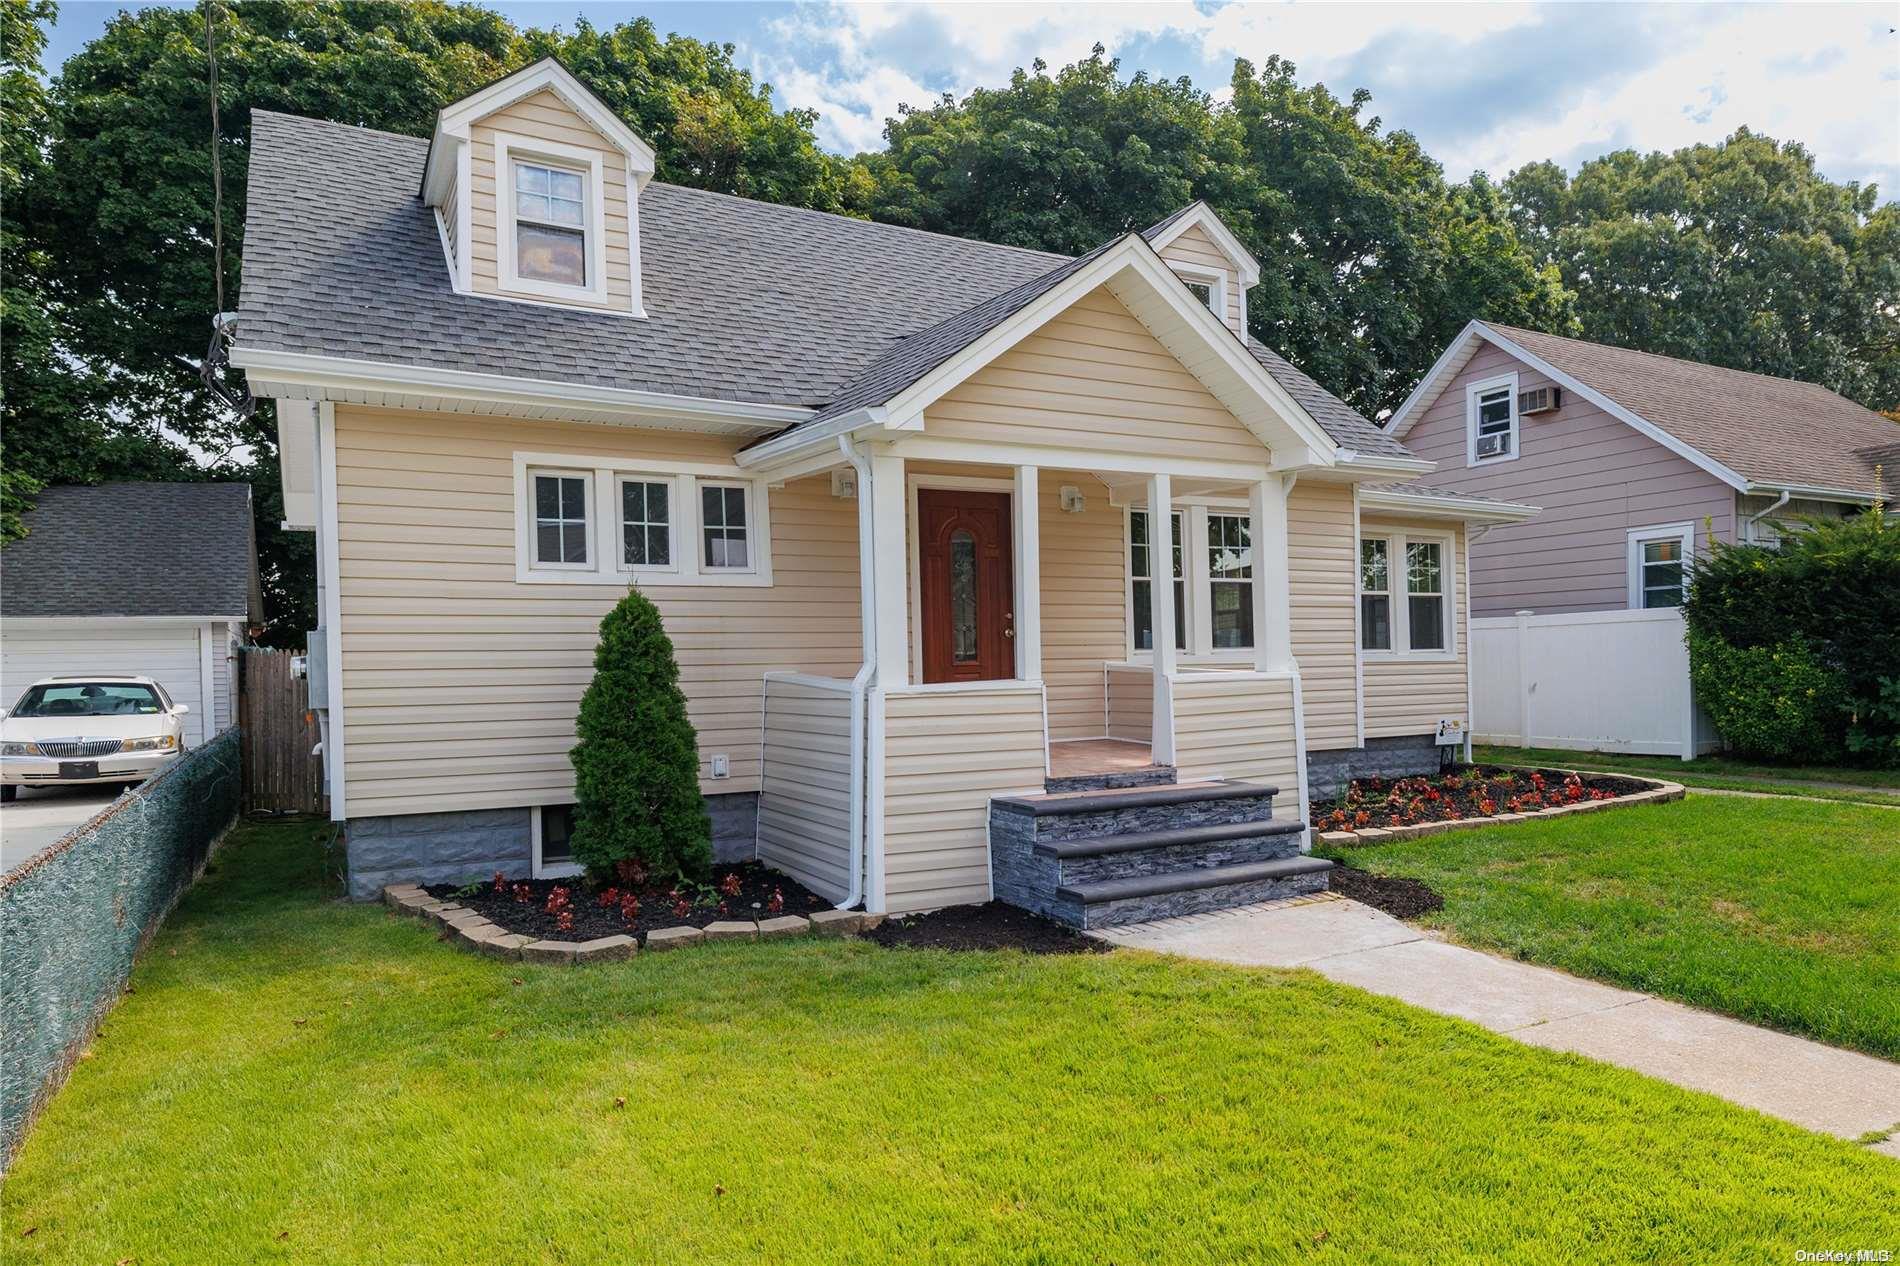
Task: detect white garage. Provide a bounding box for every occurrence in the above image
[1,483,260,748]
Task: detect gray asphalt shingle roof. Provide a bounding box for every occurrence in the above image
[2,483,257,620]
[1483,322,1898,498]
[239,110,1411,462]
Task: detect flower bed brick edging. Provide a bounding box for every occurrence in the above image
[1314,778,1685,848]
[380,885,884,961]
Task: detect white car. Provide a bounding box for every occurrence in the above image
[0,675,190,802]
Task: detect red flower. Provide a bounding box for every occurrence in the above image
[492,870,507,893]
[672,896,691,920]
[767,888,785,915]
[555,909,574,934]
[619,893,640,924]
[597,887,621,909]
[512,882,533,904]
[1479,799,1497,816]
[719,872,743,898]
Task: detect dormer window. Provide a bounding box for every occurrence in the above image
[514,161,587,286]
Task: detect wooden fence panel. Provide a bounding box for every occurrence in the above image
[239,649,326,814]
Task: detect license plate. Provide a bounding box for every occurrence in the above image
[59,761,99,780]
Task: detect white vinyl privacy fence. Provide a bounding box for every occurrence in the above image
[1471,608,1719,760]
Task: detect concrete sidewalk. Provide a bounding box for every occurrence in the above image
[1094,895,1900,1158]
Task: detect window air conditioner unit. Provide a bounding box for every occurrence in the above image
[1475,432,1511,458]
[1518,386,1561,415]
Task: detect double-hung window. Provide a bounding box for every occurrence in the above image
[700,483,752,571]
[1467,373,1518,465]
[1405,541,1447,651]
[1130,510,1186,652]
[1360,530,1453,655]
[531,470,591,568]
[1206,514,1253,649]
[1627,523,1693,608]
[1359,539,1392,651]
[619,478,672,570]
[513,161,587,287]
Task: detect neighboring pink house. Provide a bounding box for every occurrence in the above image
[1386,322,1897,618]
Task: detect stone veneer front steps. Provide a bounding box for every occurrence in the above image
[380,884,879,961]
[990,777,1330,930]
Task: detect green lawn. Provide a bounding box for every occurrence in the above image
[1319,795,1900,1058]
[1474,743,1900,806]
[5,820,1894,1264]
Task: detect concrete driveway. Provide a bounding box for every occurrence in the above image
[1,784,124,875]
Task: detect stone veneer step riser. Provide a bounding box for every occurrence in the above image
[1041,766,1178,795]
[1068,869,1330,929]
[1057,831,1305,885]
[1019,792,1279,843]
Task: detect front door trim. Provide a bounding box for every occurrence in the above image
[906,473,1016,683]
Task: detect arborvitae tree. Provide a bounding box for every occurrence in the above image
[569,587,712,880]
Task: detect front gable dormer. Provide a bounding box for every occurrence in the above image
[1146,203,1260,340]
[421,58,655,318]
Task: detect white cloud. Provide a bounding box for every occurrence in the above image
[739,1,1899,196]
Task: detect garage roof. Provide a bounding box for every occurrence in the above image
[3,483,259,620]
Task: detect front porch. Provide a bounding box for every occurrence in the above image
[752,442,1322,922]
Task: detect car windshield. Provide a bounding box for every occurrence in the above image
[9,683,165,718]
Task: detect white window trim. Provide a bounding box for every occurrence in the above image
[1358,536,1393,654]
[1170,263,1228,326]
[1125,505,1191,658]
[531,803,583,880]
[527,467,595,571]
[1360,528,1457,661]
[1626,522,1695,610]
[1465,371,1521,468]
[1124,500,1258,661]
[696,479,762,576]
[494,131,610,306]
[512,451,773,587]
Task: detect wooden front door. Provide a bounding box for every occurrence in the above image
[918,489,1015,683]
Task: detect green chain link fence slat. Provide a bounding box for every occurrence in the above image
[1,727,241,1167]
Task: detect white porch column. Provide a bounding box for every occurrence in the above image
[1012,465,1042,681]
[868,452,910,688]
[1149,473,1176,763]
[1250,474,1295,673]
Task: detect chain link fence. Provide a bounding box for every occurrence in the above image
[1,727,240,1168]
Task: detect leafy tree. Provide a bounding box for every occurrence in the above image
[856,49,1572,419]
[569,589,712,881]
[1506,130,1900,410]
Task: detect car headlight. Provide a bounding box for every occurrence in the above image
[120,735,178,753]
[1,741,36,756]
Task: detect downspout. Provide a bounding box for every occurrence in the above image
[1462,523,1492,764]
[837,437,877,910]
[1741,489,1791,545]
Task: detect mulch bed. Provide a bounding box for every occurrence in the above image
[1309,764,1652,833]
[424,861,832,944]
[1327,865,1445,920]
[863,901,1110,955]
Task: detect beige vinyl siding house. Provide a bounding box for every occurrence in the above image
[238,58,1536,915]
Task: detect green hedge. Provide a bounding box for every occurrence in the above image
[1683,510,1900,766]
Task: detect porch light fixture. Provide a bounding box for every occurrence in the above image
[831,468,858,500]
[1059,485,1086,514]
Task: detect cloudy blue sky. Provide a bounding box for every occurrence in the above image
[44,1,1900,195]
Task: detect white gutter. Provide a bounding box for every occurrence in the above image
[1741,489,1791,544]
[837,436,877,910]
[1358,488,1540,523]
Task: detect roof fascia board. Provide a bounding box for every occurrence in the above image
[1386,318,1485,437]
[1471,324,1750,493]
[1358,488,1539,523]
[1146,202,1262,286]
[231,347,804,433]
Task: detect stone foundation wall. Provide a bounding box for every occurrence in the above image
[345,791,763,900]
[346,808,533,902]
[1306,734,1449,801]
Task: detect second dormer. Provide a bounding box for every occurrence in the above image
[1147,202,1260,340]
[421,58,656,318]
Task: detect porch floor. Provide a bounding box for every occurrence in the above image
[1048,738,1157,779]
